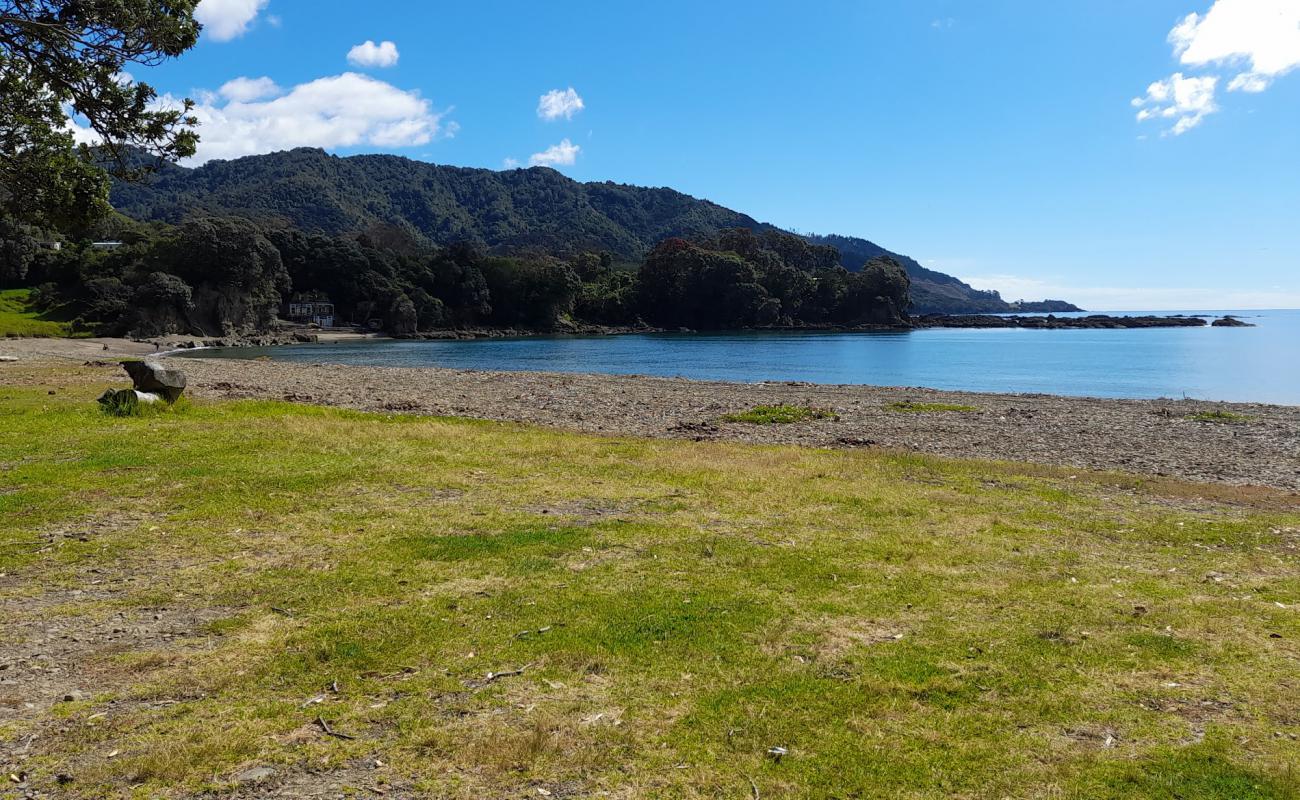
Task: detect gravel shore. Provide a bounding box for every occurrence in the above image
[3,335,1296,490]
[165,356,1300,491]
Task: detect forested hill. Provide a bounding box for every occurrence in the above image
[108,148,1066,313]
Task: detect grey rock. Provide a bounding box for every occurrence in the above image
[122,360,186,402]
[233,766,276,784]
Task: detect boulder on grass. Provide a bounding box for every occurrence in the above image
[122,360,186,403]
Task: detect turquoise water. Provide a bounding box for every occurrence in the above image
[183,309,1300,404]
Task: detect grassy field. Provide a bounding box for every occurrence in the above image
[1,365,1298,799]
[0,288,77,338]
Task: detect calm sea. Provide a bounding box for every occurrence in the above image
[182,309,1300,405]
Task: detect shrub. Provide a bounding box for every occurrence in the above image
[721,404,838,424]
[886,401,979,413]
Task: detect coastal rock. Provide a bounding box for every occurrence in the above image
[122,360,187,403]
[916,314,1208,330]
[1211,316,1253,327]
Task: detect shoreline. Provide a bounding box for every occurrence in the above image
[166,358,1300,491]
[4,336,1297,491]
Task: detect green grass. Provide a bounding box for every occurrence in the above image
[887,401,981,413]
[1,365,1298,799]
[721,404,838,424]
[1189,410,1253,424]
[97,390,190,418]
[0,287,79,337]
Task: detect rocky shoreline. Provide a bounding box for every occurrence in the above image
[157,357,1298,491]
[5,335,1294,492]
[915,313,1251,329]
[146,312,1251,351]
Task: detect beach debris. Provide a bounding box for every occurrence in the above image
[766,745,788,762]
[0,355,17,363]
[485,663,534,683]
[314,715,356,740]
[122,360,187,402]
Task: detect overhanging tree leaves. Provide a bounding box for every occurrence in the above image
[1,0,201,228]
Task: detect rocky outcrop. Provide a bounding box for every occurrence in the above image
[122,360,187,403]
[916,314,1209,329]
[1211,316,1254,327]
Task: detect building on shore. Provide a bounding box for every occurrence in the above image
[286,300,336,328]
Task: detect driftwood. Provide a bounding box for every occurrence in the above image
[314,715,355,740]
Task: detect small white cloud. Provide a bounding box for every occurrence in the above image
[1227,72,1270,92]
[266,14,281,28]
[502,157,520,169]
[930,17,956,29]
[529,138,579,167]
[1132,72,1218,135]
[195,0,269,42]
[218,76,281,102]
[537,88,584,121]
[168,72,449,164]
[347,40,400,68]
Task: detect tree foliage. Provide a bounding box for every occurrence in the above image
[104,147,1027,313]
[20,213,912,338]
[1,0,200,228]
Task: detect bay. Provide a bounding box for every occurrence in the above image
[180,309,1300,405]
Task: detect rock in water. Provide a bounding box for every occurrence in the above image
[122,360,187,402]
[1211,316,1253,327]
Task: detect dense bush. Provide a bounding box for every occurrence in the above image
[2,213,912,336]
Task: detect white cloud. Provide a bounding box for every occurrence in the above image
[1131,72,1218,135]
[502,157,520,169]
[63,113,101,146]
[218,76,281,102]
[195,0,269,42]
[537,88,584,121]
[160,72,448,164]
[1134,0,1300,134]
[347,40,400,68]
[1227,72,1270,92]
[930,17,956,30]
[529,138,580,167]
[1170,0,1300,91]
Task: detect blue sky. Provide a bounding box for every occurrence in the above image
[123,0,1300,309]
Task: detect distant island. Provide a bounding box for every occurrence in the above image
[5,148,1091,339]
